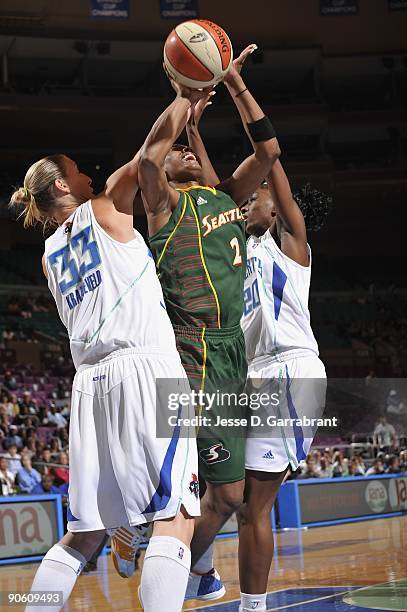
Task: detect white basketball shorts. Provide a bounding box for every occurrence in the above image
[67,348,200,532]
[245,352,327,473]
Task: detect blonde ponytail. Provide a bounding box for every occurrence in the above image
[9,186,43,228]
[9,155,67,229]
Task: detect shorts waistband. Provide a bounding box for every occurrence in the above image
[173,323,243,340]
[77,347,180,371]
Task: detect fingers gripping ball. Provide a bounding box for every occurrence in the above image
[164,19,233,89]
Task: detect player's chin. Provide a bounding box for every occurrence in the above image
[184,161,201,171]
[186,166,202,179]
[245,220,254,235]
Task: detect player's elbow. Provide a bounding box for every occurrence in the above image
[138,151,162,184]
[255,138,281,164]
[139,150,160,171]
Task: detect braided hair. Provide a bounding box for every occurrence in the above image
[293,183,333,232]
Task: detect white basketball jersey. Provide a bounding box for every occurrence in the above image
[44,201,177,368]
[241,229,319,364]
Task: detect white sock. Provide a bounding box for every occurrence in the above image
[25,544,86,612]
[191,542,214,574]
[240,591,267,612]
[140,536,191,612]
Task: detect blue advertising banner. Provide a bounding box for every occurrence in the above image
[388,0,407,10]
[320,0,359,15]
[160,0,199,20]
[90,0,129,20]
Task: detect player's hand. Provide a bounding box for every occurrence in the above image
[187,88,216,127]
[163,62,191,97]
[163,62,212,105]
[223,44,258,85]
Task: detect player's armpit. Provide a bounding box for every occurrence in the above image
[278,227,310,267]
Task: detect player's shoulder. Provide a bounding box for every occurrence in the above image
[44,203,89,253]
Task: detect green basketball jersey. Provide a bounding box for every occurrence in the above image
[149,185,246,329]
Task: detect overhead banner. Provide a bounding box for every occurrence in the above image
[320,0,359,15]
[388,0,407,10]
[160,0,199,19]
[90,0,129,19]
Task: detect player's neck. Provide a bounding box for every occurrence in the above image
[53,199,81,226]
[171,180,200,189]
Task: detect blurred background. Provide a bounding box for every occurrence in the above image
[0,0,406,504]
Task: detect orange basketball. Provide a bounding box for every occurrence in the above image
[163,19,233,89]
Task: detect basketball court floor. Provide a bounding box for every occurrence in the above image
[1,516,406,611]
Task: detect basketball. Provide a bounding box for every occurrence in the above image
[163,19,233,89]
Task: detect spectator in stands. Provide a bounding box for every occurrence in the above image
[56,379,69,400]
[59,427,69,450]
[386,456,401,474]
[4,370,17,391]
[400,450,407,473]
[3,442,22,476]
[373,416,397,453]
[332,451,349,477]
[49,437,62,458]
[46,404,67,430]
[20,391,37,414]
[16,454,41,493]
[0,457,15,495]
[1,392,13,418]
[300,456,320,479]
[386,389,404,415]
[348,458,364,476]
[61,404,70,418]
[19,298,32,319]
[0,406,10,427]
[4,425,23,450]
[311,450,322,471]
[7,297,20,316]
[2,328,14,344]
[38,405,49,425]
[32,446,52,476]
[8,393,20,418]
[365,458,385,476]
[1,392,19,420]
[31,473,61,495]
[316,456,333,478]
[15,406,39,428]
[353,454,366,474]
[53,451,69,486]
[0,416,9,446]
[23,437,37,458]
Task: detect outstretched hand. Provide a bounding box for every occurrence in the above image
[187,87,216,127]
[223,43,258,85]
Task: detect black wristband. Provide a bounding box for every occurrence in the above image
[235,88,248,98]
[247,116,276,142]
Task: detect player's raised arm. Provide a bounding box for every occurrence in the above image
[217,45,280,206]
[139,79,209,233]
[90,152,141,242]
[266,159,308,265]
[186,89,220,186]
[104,152,140,214]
